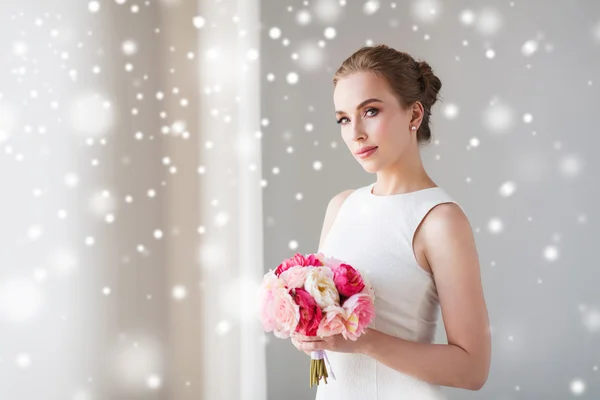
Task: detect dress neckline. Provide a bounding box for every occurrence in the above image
[367,182,440,198]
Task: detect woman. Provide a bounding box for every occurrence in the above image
[291,44,491,399]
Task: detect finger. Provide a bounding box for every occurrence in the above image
[292,333,324,342]
[302,336,325,342]
[293,333,323,341]
[291,338,300,350]
[300,341,324,352]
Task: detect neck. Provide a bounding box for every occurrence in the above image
[374,144,435,195]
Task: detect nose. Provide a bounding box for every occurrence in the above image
[350,120,366,142]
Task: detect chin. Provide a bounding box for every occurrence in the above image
[358,161,380,173]
[353,150,383,172]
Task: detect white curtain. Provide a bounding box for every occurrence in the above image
[0,0,266,398]
[194,0,267,399]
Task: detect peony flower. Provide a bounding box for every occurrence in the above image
[256,270,286,332]
[321,255,345,271]
[304,266,340,309]
[304,253,324,267]
[280,265,314,289]
[316,305,347,337]
[361,273,376,303]
[274,253,304,277]
[275,253,324,277]
[333,263,365,298]
[341,293,375,341]
[314,252,326,265]
[293,288,322,336]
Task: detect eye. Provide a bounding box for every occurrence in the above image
[365,107,378,117]
[336,108,378,124]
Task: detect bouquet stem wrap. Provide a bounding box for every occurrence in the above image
[309,350,336,387]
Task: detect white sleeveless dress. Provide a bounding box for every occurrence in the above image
[315,182,463,400]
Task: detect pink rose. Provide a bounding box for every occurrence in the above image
[333,263,365,299]
[293,288,322,336]
[257,270,300,339]
[274,253,324,277]
[316,305,347,337]
[279,265,313,289]
[341,293,375,341]
[271,288,301,338]
[257,270,285,332]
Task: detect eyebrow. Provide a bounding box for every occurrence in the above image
[335,98,383,115]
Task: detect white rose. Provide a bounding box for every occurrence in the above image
[304,266,340,308]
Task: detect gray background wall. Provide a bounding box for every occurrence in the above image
[262,0,600,399]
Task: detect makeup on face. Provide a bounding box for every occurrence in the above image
[355,146,378,159]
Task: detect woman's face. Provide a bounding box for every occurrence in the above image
[333,71,413,173]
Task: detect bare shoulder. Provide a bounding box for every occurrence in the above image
[420,202,492,390]
[330,189,355,209]
[318,189,355,252]
[419,202,473,271]
[422,202,469,235]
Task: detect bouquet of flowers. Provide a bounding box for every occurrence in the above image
[256,252,375,387]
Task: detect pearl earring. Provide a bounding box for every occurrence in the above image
[411,126,417,131]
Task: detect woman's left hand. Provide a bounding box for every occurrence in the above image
[291,329,374,354]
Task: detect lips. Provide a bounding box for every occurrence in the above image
[355,146,378,155]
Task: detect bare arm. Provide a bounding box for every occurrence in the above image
[359,203,492,390]
[317,189,354,252]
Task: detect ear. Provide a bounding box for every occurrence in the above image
[410,101,425,128]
